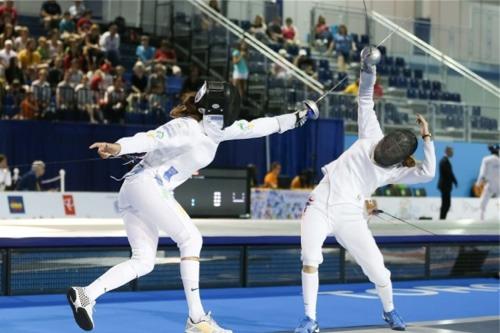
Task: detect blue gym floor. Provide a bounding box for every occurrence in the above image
[0,278,498,333]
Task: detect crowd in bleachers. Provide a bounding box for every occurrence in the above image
[0,0,205,125]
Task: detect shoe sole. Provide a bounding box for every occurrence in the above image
[66,288,94,331]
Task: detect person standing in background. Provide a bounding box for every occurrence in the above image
[0,154,12,191]
[232,40,249,99]
[476,144,499,220]
[438,146,457,219]
[16,161,45,191]
[263,162,281,189]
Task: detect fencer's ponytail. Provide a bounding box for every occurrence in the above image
[170,92,203,121]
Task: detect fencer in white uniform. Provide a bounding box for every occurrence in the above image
[295,47,436,333]
[476,144,499,220]
[67,81,316,333]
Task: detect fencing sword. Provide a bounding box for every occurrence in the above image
[373,209,439,236]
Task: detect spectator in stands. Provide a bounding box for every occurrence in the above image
[332,24,356,72]
[136,35,155,67]
[181,64,203,96]
[0,39,16,67]
[438,146,457,219]
[56,71,76,119]
[84,24,103,70]
[201,0,220,30]
[0,154,11,191]
[59,11,76,35]
[314,15,332,52]
[294,49,315,72]
[147,63,166,113]
[5,57,23,85]
[267,16,283,43]
[0,23,14,47]
[63,37,83,70]
[31,69,52,119]
[282,17,299,45]
[232,40,248,98]
[0,1,17,27]
[48,56,64,89]
[14,26,29,51]
[36,36,51,64]
[374,76,384,100]
[68,58,84,86]
[250,15,267,40]
[99,23,120,66]
[48,28,62,58]
[16,160,45,191]
[263,162,281,189]
[154,39,177,66]
[20,90,39,120]
[69,0,86,20]
[77,10,93,35]
[291,169,314,189]
[40,0,62,31]
[343,79,359,95]
[75,75,100,123]
[130,61,148,94]
[103,76,126,123]
[271,49,290,79]
[18,38,41,71]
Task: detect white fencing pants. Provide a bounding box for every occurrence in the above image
[85,173,202,301]
[301,177,391,287]
[479,183,498,220]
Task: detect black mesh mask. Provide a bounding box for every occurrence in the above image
[374,129,418,167]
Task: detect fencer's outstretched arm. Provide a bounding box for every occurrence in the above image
[357,70,384,140]
[222,112,303,141]
[116,119,192,155]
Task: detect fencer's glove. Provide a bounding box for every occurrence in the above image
[360,45,381,74]
[276,100,319,133]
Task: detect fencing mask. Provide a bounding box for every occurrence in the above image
[374,129,418,167]
[195,81,241,130]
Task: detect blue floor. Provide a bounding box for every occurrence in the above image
[0,278,498,333]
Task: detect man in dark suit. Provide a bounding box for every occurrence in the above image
[438,146,457,219]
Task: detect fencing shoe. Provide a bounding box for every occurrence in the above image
[185,312,232,333]
[383,309,406,331]
[67,287,95,331]
[294,316,320,333]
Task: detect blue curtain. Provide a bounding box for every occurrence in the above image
[0,119,344,191]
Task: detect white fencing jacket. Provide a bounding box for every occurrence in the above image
[477,154,499,191]
[116,114,297,190]
[321,70,436,208]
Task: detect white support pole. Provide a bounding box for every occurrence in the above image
[59,169,66,193]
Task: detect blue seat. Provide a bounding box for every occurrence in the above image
[418,90,429,99]
[472,106,481,116]
[396,76,408,88]
[378,64,388,75]
[388,76,398,87]
[125,112,144,125]
[383,56,394,66]
[421,80,431,90]
[319,59,330,70]
[413,69,423,79]
[360,34,370,45]
[395,57,406,67]
[432,81,442,91]
[389,66,400,76]
[430,90,440,100]
[402,68,412,78]
[351,33,359,44]
[378,45,387,56]
[409,78,420,88]
[240,20,251,31]
[166,76,185,95]
[406,88,417,99]
[287,44,299,56]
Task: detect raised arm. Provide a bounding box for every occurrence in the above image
[476,158,486,185]
[357,46,383,140]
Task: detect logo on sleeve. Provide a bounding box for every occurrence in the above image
[163,166,179,182]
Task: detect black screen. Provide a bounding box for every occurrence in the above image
[174,168,250,218]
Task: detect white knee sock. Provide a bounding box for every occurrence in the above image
[302,271,319,320]
[85,260,138,301]
[181,259,206,323]
[376,283,394,312]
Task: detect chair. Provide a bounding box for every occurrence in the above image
[395,57,406,67]
[319,59,330,70]
[406,88,417,99]
[421,80,431,90]
[166,76,185,95]
[432,81,442,91]
[413,69,423,79]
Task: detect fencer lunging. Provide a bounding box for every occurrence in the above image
[294,46,436,333]
[476,144,499,220]
[67,81,316,333]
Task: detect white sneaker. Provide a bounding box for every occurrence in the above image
[185,312,232,333]
[67,287,95,331]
